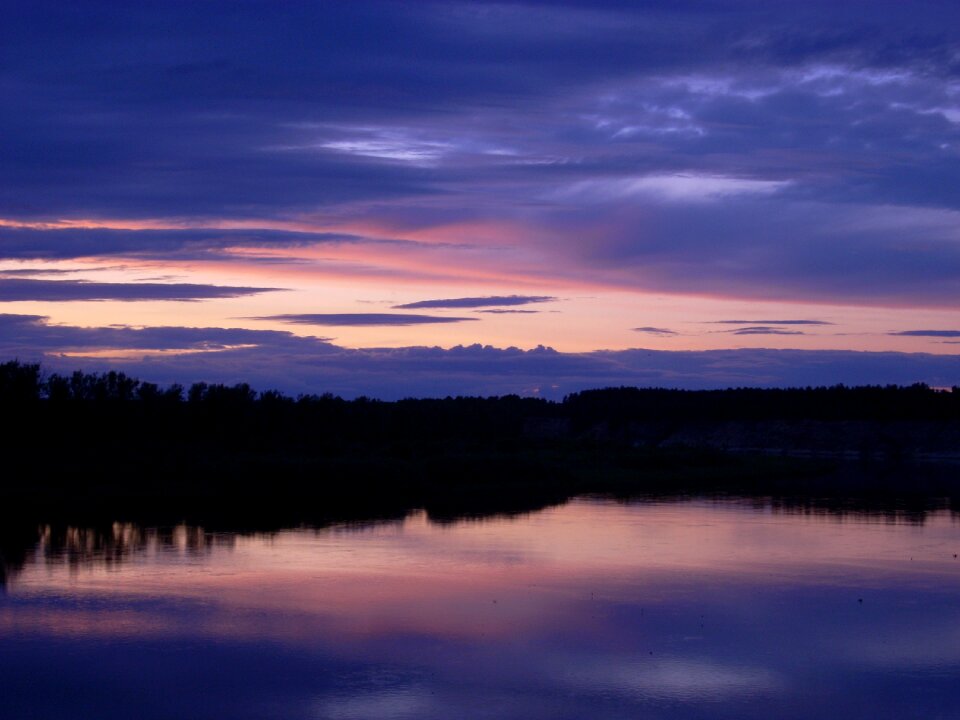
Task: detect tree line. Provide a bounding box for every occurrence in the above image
[2,360,958,533]
[3,360,959,424]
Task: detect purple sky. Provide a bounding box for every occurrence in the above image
[2,1,959,396]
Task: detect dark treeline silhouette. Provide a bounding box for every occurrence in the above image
[562,384,960,423]
[5,359,960,421]
[2,360,960,525]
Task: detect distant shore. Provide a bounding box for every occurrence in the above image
[2,361,959,524]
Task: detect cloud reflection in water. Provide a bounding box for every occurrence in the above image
[1,500,959,719]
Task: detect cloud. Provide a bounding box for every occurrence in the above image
[476,309,541,314]
[3,315,959,400]
[889,330,960,338]
[0,313,328,352]
[551,198,960,307]
[632,326,677,336]
[727,326,806,336]
[713,320,833,326]
[253,313,478,326]
[0,227,395,261]
[1,1,960,309]
[0,278,280,302]
[559,175,791,203]
[394,295,556,309]
[0,267,106,277]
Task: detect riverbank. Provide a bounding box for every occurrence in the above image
[2,361,959,524]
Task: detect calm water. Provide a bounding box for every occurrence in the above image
[2,498,959,719]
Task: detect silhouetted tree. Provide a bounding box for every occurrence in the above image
[0,361,42,403]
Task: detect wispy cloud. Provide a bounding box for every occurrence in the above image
[561,175,790,203]
[632,326,678,336]
[0,227,399,261]
[889,330,960,338]
[318,131,454,165]
[727,326,806,336]
[712,320,833,326]
[0,267,113,277]
[0,278,280,302]
[394,295,556,309]
[0,313,323,352]
[476,309,541,314]
[253,313,479,326]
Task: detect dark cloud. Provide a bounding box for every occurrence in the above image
[728,326,806,336]
[0,227,394,261]
[0,314,330,352]
[557,198,960,307]
[632,326,677,336]
[3,314,959,400]
[394,295,556,309]
[713,320,833,325]
[890,330,960,338]
[254,313,478,326]
[1,1,960,307]
[0,278,279,302]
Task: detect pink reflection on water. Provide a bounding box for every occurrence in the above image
[5,500,960,645]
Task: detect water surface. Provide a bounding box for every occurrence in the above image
[2,498,959,719]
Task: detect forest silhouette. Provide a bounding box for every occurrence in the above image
[2,359,959,520]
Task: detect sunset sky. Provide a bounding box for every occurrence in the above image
[3,0,960,397]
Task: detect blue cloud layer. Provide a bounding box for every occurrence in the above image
[890,330,960,338]
[0,227,397,260]
[3,315,957,399]
[2,1,959,306]
[0,278,279,301]
[394,295,555,309]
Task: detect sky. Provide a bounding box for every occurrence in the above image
[2,0,960,397]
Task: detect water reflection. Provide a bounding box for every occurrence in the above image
[41,523,235,564]
[3,494,956,588]
[1,498,959,719]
